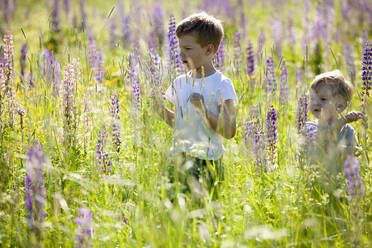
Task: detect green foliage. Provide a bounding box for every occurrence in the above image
[0,0,371,247]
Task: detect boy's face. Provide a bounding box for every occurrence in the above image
[178,34,213,71]
[309,84,347,121]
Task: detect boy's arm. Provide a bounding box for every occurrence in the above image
[208,99,237,139]
[152,92,175,128]
[190,93,236,139]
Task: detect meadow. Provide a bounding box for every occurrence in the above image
[0,0,371,247]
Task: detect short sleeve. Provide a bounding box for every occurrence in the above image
[217,79,238,106]
[338,124,357,153]
[165,81,177,104]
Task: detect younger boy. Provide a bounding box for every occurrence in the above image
[153,13,238,196]
[302,70,363,157]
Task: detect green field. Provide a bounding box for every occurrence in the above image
[0,0,371,247]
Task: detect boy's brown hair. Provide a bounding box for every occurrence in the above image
[310,70,354,104]
[176,12,224,52]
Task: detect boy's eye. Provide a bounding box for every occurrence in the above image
[321,98,327,101]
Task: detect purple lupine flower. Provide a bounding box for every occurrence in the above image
[271,17,284,58]
[341,2,351,19]
[148,49,162,88]
[61,58,80,145]
[51,0,60,33]
[295,67,304,95]
[110,94,121,152]
[167,15,183,73]
[72,14,77,29]
[243,104,260,144]
[303,122,317,144]
[0,63,5,91]
[233,31,242,71]
[25,143,47,233]
[265,105,278,166]
[87,33,97,69]
[79,0,87,31]
[279,61,288,104]
[20,43,27,78]
[121,212,128,224]
[3,34,14,83]
[296,94,309,134]
[265,56,276,94]
[288,15,296,45]
[63,0,70,17]
[152,6,165,49]
[3,0,10,22]
[121,15,131,49]
[312,4,327,41]
[75,207,93,248]
[213,38,224,70]
[109,21,116,48]
[95,49,104,84]
[246,40,255,77]
[343,41,356,84]
[344,155,365,202]
[121,204,128,224]
[96,128,112,174]
[243,104,268,171]
[132,80,141,110]
[127,54,141,110]
[257,30,266,65]
[361,42,371,98]
[302,0,310,56]
[42,49,61,93]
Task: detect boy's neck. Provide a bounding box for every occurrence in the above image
[192,63,217,78]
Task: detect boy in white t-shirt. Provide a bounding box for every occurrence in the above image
[153,12,237,195]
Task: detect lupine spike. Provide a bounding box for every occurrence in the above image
[110,94,121,152]
[246,40,255,77]
[96,128,113,174]
[109,21,116,48]
[265,105,278,166]
[25,143,46,235]
[51,0,60,33]
[20,43,27,78]
[3,33,14,84]
[213,38,224,70]
[167,15,183,73]
[344,155,365,202]
[233,31,242,71]
[265,56,276,94]
[361,41,371,98]
[343,41,356,84]
[63,0,70,17]
[257,29,266,65]
[95,49,104,84]
[75,207,93,248]
[279,61,288,104]
[243,104,268,171]
[152,6,165,49]
[296,94,309,134]
[61,58,80,145]
[79,0,87,31]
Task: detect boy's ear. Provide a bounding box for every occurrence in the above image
[206,44,215,55]
[336,101,347,113]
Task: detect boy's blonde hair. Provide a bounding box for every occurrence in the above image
[176,12,224,52]
[310,70,354,104]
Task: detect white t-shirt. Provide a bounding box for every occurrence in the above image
[165,70,238,160]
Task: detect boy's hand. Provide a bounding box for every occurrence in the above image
[342,111,364,124]
[190,93,206,112]
[152,88,165,110]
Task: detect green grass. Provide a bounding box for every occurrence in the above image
[0,0,371,247]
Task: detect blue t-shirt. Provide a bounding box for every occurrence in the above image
[302,120,357,154]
